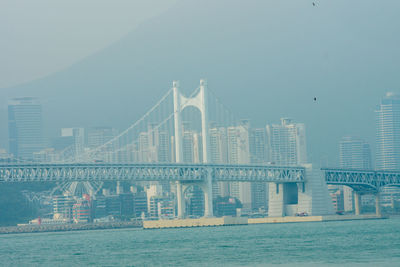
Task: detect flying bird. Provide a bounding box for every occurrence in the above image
[312,2,316,6]
[314,97,317,102]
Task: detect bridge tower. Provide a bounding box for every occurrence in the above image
[173,79,210,163]
[173,80,213,218]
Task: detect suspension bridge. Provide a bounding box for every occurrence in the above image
[1,79,400,217]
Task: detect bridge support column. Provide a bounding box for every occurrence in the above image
[375,193,381,216]
[201,168,214,217]
[116,181,123,195]
[176,181,185,218]
[268,183,284,217]
[354,192,361,215]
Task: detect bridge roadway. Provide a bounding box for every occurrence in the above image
[0,163,305,183]
[322,168,400,193]
[322,168,400,215]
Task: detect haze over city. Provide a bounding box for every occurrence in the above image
[1,0,400,166]
[1,1,400,266]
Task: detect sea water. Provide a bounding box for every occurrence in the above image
[1,218,400,266]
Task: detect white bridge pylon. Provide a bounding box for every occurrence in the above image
[173,79,210,164]
[173,79,213,218]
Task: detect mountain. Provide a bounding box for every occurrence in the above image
[2,0,400,165]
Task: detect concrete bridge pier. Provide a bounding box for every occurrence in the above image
[268,183,285,217]
[354,192,361,215]
[176,173,214,219]
[375,193,381,216]
[268,164,335,217]
[199,168,214,217]
[176,181,185,218]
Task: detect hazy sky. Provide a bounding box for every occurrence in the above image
[0,0,177,88]
[1,0,400,166]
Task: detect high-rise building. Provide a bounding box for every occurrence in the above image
[62,128,85,158]
[227,121,251,212]
[132,191,148,218]
[146,184,163,217]
[105,195,121,217]
[182,130,201,163]
[266,118,307,216]
[146,184,175,219]
[33,148,59,162]
[134,126,172,193]
[72,197,91,223]
[338,136,372,212]
[209,127,229,198]
[154,130,172,192]
[157,131,171,163]
[53,128,85,161]
[376,93,400,170]
[250,128,268,164]
[119,193,134,217]
[340,136,372,170]
[157,198,175,219]
[227,122,250,165]
[93,195,107,219]
[249,128,268,211]
[87,127,118,162]
[8,97,44,160]
[376,92,400,206]
[133,124,171,164]
[138,131,152,162]
[87,127,118,148]
[209,127,228,164]
[53,195,75,221]
[266,118,307,165]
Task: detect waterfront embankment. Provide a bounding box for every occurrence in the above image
[143,214,386,229]
[143,216,248,229]
[0,221,142,235]
[1,214,387,233]
[248,214,386,224]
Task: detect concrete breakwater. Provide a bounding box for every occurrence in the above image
[248,214,386,224]
[0,221,142,235]
[143,214,386,229]
[143,217,248,229]
[1,215,386,233]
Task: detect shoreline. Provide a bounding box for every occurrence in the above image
[0,221,142,235]
[1,214,389,234]
[143,214,387,229]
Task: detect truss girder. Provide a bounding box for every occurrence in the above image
[212,166,304,182]
[0,164,305,183]
[322,168,400,192]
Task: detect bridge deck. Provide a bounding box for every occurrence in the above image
[0,163,305,183]
[322,168,400,192]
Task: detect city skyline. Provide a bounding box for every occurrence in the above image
[1,1,399,169]
[3,89,397,170]
[8,97,44,160]
[3,82,397,221]
[1,80,336,222]
[2,1,400,266]
[2,90,397,170]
